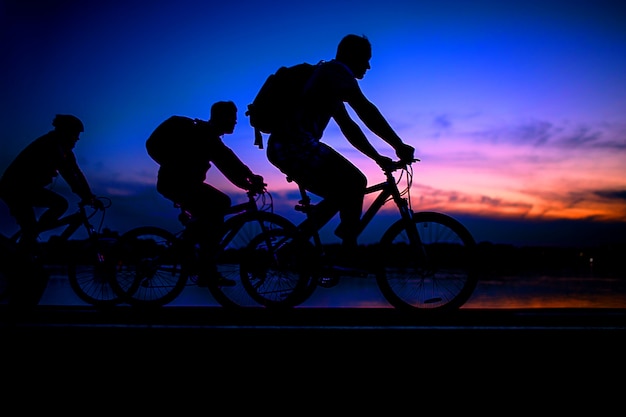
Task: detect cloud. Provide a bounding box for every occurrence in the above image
[595,189,626,202]
[453,116,626,153]
[432,114,452,130]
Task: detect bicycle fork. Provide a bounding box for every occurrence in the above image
[391,189,433,274]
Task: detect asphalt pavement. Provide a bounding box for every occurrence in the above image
[2,304,625,384]
[3,304,624,345]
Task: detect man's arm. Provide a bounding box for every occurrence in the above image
[334,104,389,165]
[346,89,415,162]
[212,143,263,191]
[346,90,404,147]
[58,151,96,202]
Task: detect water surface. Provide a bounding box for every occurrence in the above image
[40,273,626,309]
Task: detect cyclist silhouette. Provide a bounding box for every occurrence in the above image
[266,34,415,260]
[149,100,265,287]
[0,114,102,258]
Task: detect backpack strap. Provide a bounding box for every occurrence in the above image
[254,127,263,149]
[246,103,264,149]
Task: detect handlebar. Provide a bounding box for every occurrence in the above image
[246,182,268,198]
[382,158,420,172]
[79,196,111,210]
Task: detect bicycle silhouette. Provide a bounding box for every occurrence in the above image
[0,197,122,308]
[238,159,479,311]
[108,188,296,308]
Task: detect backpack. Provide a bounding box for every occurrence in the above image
[146,115,197,165]
[246,62,318,149]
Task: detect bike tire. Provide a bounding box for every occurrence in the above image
[375,211,478,311]
[67,236,123,308]
[209,211,301,308]
[239,227,318,308]
[110,226,188,308]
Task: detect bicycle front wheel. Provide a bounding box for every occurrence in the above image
[110,226,188,308]
[209,211,300,308]
[375,211,478,311]
[67,236,123,308]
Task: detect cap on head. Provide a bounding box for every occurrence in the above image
[52,114,84,133]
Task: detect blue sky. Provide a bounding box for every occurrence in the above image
[2,0,626,247]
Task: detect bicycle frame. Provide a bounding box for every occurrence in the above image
[1,197,120,307]
[227,191,265,217]
[294,161,421,247]
[177,190,280,251]
[8,202,102,246]
[223,191,279,243]
[356,166,418,242]
[176,190,260,224]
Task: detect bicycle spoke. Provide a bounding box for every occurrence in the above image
[376,212,478,311]
[67,237,123,307]
[110,227,188,308]
[211,211,301,308]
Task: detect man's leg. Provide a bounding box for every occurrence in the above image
[184,184,234,287]
[304,146,366,249]
[31,189,69,232]
[6,198,39,260]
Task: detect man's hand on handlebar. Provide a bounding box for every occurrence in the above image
[248,174,266,195]
[375,155,394,171]
[396,143,415,164]
[81,195,105,210]
[377,156,420,172]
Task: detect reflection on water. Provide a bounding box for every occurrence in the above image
[39,272,626,309]
[467,275,626,309]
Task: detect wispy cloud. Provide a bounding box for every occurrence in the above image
[595,189,626,202]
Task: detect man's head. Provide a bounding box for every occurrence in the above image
[52,114,84,147]
[210,100,238,135]
[336,34,372,79]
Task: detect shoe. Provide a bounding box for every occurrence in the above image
[196,273,236,288]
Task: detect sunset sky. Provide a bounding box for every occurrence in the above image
[2,0,625,247]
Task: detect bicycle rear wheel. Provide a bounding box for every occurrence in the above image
[110,226,188,308]
[375,211,478,311]
[209,211,301,308]
[239,228,318,308]
[67,236,123,308]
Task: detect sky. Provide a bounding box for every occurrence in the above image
[1,0,626,248]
